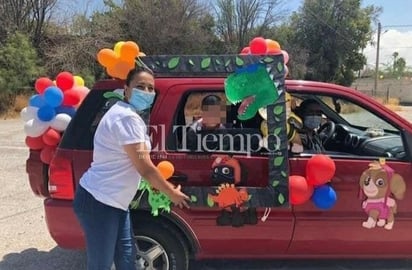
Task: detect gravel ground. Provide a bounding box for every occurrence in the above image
[1,108,412,270]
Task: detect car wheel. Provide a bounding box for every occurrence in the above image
[133,222,189,270]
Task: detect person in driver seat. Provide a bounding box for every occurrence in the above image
[295,99,325,152]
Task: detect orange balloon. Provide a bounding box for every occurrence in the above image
[97,49,118,67]
[107,60,134,80]
[120,41,140,61]
[157,161,174,180]
[266,39,281,54]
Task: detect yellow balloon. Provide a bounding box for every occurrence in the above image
[114,41,125,57]
[74,76,85,87]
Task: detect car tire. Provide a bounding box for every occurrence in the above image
[133,221,189,270]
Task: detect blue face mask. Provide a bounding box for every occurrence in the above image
[304,115,322,130]
[129,88,155,111]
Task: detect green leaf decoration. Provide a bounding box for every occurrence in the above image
[273,105,283,115]
[275,117,280,122]
[188,59,194,66]
[263,57,274,63]
[155,61,161,66]
[190,195,197,202]
[277,62,284,72]
[225,59,231,67]
[235,57,244,66]
[278,193,285,204]
[272,180,280,187]
[103,92,123,100]
[207,196,214,207]
[274,156,284,167]
[274,127,282,136]
[168,57,180,69]
[201,57,211,69]
[281,171,287,177]
[215,58,222,65]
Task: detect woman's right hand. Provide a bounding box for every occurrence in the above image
[169,185,191,209]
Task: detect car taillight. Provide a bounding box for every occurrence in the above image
[48,155,74,200]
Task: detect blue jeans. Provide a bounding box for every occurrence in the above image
[73,185,137,270]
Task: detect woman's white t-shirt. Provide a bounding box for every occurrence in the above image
[80,101,151,211]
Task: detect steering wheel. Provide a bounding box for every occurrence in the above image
[317,121,336,146]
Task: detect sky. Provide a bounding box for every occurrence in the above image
[69,0,412,69]
[285,0,412,69]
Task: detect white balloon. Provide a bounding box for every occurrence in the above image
[24,118,49,137]
[50,113,72,131]
[20,106,39,122]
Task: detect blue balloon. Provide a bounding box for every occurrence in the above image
[37,105,56,122]
[312,185,337,210]
[56,105,76,117]
[44,86,63,107]
[29,94,46,108]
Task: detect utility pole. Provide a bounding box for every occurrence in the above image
[374,22,381,96]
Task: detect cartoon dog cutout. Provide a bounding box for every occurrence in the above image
[359,161,406,230]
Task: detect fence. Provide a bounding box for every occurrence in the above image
[351,77,412,104]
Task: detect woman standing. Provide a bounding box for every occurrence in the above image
[73,67,190,270]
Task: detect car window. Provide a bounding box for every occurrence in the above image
[168,90,264,156]
[291,93,405,159]
[60,89,122,150]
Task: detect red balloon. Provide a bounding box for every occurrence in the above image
[42,128,61,146]
[289,175,314,205]
[35,77,54,94]
[40,146,56,164]
[56,72,74,91]
[62,89,81,106]
[306,154,336,186]
[240,47,250,55]
[249,37,267,54]
[25,136,45,150]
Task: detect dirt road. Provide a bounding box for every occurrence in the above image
[1,110,412,270]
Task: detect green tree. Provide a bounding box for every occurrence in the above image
[394,57,406,77]
[212,0,287,53]
[0,32,41,113]
[117,0,220,54]
[291,0,381,86]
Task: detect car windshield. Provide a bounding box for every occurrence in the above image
[300,96,398,132]
[332,99,397,132]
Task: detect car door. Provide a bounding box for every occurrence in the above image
[288,91,412,256]
[153,83,294,257]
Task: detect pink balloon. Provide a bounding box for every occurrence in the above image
[249,37,267,55]
[281,50,289,64]
[240,47,251,55]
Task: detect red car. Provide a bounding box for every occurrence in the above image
[26,55,412,270]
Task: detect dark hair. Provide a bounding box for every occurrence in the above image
[125,66,154,86]
[201,94,222,108]
[296,98,320,117]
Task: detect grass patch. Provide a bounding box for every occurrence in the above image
[0,94,30,119]
[374,97,402,112]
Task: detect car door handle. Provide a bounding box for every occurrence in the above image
[170,174,188,183]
